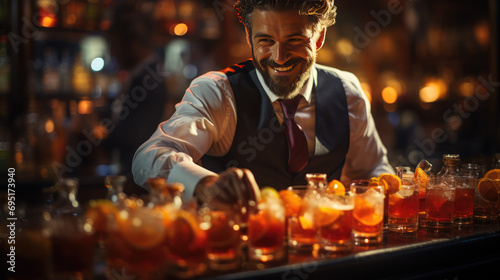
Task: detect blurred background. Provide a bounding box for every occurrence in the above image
[0,0,499,195]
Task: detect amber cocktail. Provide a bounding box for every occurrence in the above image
[248,195,285,262]
[205,210,241,271]
[425,179,456,229]
[388,179,419,233]
[105,205,168,279]
[280,186,318,251]
[351,181,384,246]
[453,177,475,225]
[317,194,353,253]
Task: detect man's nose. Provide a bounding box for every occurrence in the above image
[272,42,290,65]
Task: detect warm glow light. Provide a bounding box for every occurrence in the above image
[41,16,56,27]
[174,23,188,36]
[419,84,440,103]
[459,81,475,97]
[381,86,398,104]
[78,100,93,115]
[336,38,354,57]
[45,119,55,133]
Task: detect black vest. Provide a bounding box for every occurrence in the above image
[201,60,350,191]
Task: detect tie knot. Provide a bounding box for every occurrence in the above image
[279,95,301,119]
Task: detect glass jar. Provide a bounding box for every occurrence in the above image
[437,154,462,179]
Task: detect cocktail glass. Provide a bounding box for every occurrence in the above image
[283,186,319,251]
[388,179,419,233]
[425,178,456,229]
[317,193,354,253]
[248,196,285,262]
[49,215,95,280]
[165,204,208,278]
[453,176,476,225]
[474,178,499,224]
[203,207,242,271]
[105,199,168,279]
[351,180,385,246]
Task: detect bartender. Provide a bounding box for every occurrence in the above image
[132,0,394,208]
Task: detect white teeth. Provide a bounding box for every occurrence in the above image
[274,65,293,72]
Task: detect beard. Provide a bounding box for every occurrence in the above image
[252,54,314,100]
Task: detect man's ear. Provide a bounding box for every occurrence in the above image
[316,27,327,50]
[245,27,252,47]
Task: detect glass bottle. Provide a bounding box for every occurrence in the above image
[47,178,95,280]
[146,177,184,210]
[104,174,127,207]
[436,154,462,179]
[305,173,328,191]
[460,163,481,179]
[52,178,82,217]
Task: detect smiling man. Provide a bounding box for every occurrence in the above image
[132,0,394,207]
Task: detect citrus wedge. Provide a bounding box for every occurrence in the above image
[368,177,380,186]
[484,169,500,180]
[477,178,500,202]
[327,180,346,195]
[316,206,342,227]
[279,189,303,217]
[86,199,116,232]
[378,173,401,195]
[261,187,280,201]
[121,210,165,250]
[414,167,429,199]
[353,197,383,226]
[298,211,316,230]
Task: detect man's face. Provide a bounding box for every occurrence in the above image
[248,9,325,99]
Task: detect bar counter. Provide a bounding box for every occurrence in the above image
[3,177,500,280]
[200,225,500,280]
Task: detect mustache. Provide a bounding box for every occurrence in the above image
[263,58,304,69]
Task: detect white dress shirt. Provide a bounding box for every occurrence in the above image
[132,64,394,200]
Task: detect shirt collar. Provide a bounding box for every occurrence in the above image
[255,66,316,104]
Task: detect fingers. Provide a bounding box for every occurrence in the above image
[241,168,260,203]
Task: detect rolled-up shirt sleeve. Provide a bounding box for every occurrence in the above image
[338,71,395,181]
[132,71,236,200]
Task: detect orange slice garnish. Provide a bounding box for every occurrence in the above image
[121,209,165,249]
[414,167,429,199]
[298,211,316,230]
[279,189,303,217]
[484,169,500,180]
[327,180,346,195]
[86,199,116,233]
[353,197,383,226]
[478,178,500,202]
[378,173,401,195]
[368,177,380,186]
[315,206,342,227]
[168,209,207,253]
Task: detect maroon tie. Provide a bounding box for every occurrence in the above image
[279,96,309,174]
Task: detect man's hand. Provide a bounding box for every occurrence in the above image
[194,168,261,212]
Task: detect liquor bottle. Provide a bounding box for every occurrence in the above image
[52,178,82,217]
[436,154,462,179]
[104,174,127,207]
[146,177,184,210]
[48,178,95,279]
[305,173,328,191]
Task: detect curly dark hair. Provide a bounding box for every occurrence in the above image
[235,0,337,30]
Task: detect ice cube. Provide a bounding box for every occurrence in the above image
[362,188,384,206]
[398,189,414,198]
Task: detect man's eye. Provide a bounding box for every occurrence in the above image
[259,39,273,44]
